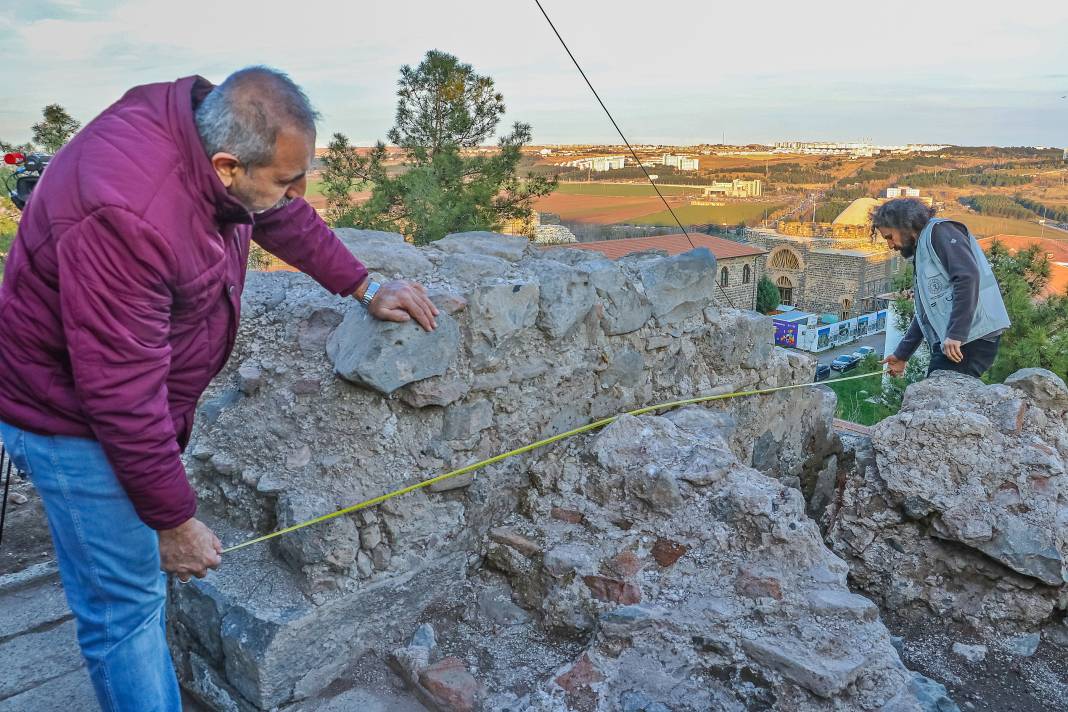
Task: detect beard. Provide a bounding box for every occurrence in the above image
[229,180,293,215]
[899,236,916,259]
[253,196,294,215]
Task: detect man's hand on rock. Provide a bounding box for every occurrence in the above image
[159,517,223,582]
[941,338,964,363]
[882,354,907,378]
[364,280,438,331]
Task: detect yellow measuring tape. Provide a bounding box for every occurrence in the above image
[222,369,883,553]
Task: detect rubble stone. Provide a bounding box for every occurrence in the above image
[827,370,1068,635]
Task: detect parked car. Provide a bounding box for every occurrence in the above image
[815,363,831,381]
[856,346,877,358]
[830,354,858,372]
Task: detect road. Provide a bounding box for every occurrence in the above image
[794,332,887,368]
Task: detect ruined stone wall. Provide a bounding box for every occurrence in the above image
[172,230,841,710]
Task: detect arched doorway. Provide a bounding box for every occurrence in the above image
[840,298,853,320]
[776,276,794,306]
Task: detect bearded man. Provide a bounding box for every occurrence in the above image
[875,198,1010,379]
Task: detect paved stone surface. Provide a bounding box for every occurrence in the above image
[0,666,96,711]
[0,619,84,699]
[0,575,69,639]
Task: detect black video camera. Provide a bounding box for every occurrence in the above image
[4,151,52,211]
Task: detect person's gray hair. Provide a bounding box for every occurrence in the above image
[870,198,937,237]
[195,66,320,169]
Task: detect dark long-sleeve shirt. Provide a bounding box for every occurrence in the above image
[894,221,989,361]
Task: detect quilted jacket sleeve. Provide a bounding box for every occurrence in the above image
[57,206,196,530]
[251,198,367,296]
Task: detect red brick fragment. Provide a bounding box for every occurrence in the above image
[651,538,687,567]
[734,570,784,601]
[419,656,481,712]
[550,507,585,524]
[582,575,641,604]
[605,549,641,578]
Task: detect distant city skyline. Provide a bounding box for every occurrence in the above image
[1,0,1065,148]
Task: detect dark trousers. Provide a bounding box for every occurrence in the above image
[927,336,1000,378]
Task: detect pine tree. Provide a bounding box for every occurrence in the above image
[31,105,80,153]
[327,51,555,244]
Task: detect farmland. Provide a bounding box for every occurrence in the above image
[533,192,688,224]
[630,202,784,227]
[554,182,703,197]
[938,206,1068,239]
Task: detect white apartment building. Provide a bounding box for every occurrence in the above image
[704,179,764,198]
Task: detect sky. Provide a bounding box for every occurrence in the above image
[1,0,1066,148]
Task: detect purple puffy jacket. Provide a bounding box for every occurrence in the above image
[0,76,367,529]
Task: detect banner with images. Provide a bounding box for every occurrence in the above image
[774,320,799,348]
[817,327,831,350]
[857,315,869,336]
[876,310,887,332]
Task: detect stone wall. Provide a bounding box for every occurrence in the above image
[715,254,762,311]
[170,230,852,710]
[744,228,896,316]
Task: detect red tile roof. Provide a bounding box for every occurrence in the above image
[552,233,767,261]
[977,234,1068,297]
[977,234,1068,263]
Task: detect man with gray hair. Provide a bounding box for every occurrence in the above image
[0,67,437,710]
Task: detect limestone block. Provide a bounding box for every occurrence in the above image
[274,492,361,575]
[334,228,433,277]
[439,253,512,283]
[600,347,645,389]
[586,259,651,335]
[466,282,540,368]
[435,231,529,262]
[1004,367,1068,411]
[399,377,470,409]
[326,306,460,394]
[530,259,597,339]
[443,400,493,440]
[638,247,718,324]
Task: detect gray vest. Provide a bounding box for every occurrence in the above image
[913,218,1011,346]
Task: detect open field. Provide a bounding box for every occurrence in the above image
[629,202,784,227]
[554,182,702,197]
[938,206,1061,238]
[533,192,691,224]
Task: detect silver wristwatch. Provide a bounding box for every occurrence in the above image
[359,280,381,307]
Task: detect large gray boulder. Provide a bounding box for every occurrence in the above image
[334,228,434,278]
[638,247,718,324]
[433,231,530,262]
[828,370,1068,633]
[326,306,460,394]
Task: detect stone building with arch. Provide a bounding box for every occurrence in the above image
[742,224,901,318]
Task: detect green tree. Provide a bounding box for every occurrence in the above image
[330,51,555,244]
[984,241,1068,383]
[31,105,80,153]
[319,132,370,226]
[756,275,780,314]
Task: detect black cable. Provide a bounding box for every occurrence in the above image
[532,0,737,309]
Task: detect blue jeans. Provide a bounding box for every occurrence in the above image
[0,421,181,712]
